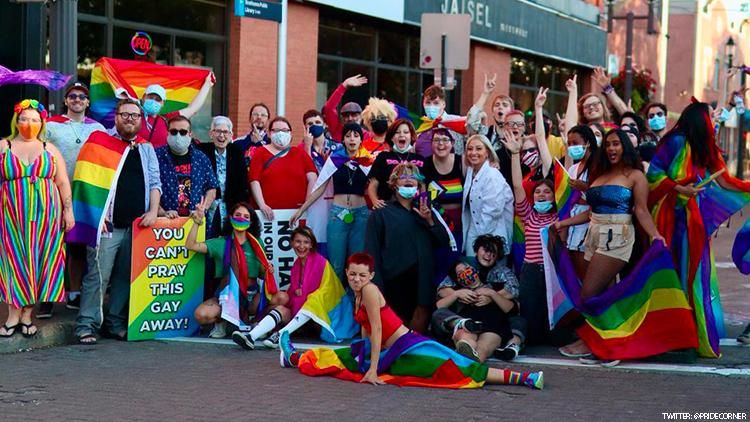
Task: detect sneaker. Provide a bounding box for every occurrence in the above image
[208,321,227,339]
[36,302,54,319]
[456,339,480,361]
[279,331,299,368]
[231,331,255,350]
[453,318,483,336]
[737,324,750,345]
[524,371,544,390]
[66,296,81,310]
[494,342,520,361]
[579,357,620,367]
[599,359,621,368]
[263,331,280,349]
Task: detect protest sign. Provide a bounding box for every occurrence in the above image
[256,209,296,290]
[128,217,205,341]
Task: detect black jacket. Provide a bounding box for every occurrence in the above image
[195,142,249,210]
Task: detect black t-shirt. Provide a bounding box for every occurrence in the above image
[369,151,426,201]
[331,161,368,196]
[113,146,146,228]
[171,151,192,216]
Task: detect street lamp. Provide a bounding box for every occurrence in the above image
[726,37,736,69]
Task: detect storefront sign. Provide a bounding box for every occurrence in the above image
[130,32,152,56]
[234,0,282,23]
[404,0,606,67]
[128,218,205,341]
[306,0,404,23]
[256,209,297,289]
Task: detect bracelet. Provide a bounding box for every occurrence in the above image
[603,84,614,95]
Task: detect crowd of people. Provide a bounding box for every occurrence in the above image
[1,65,750,389]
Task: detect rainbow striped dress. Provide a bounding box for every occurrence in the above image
[0,144,65,307]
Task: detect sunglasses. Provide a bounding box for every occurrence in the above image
[648,111,664,118]
[169,129,189,136]
[66,93,88,101]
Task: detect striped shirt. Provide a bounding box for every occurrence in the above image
[516,199,558,264]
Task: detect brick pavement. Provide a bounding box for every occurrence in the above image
[0,340,748,421]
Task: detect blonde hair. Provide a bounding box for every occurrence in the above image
[463,134,499,169]
[387,162,424,190]
[578,93,611,124]
[9,107,46,142]
[361,98,397,132]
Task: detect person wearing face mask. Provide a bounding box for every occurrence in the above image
[248,116,318,221]
[643,102,668,140]
[137,72,215,148]
[72,98,162,344]
[364,163,451,334]
[368,119,425,208]
[502,129,560,347]
[0,100,74,339]
[187,201,290,344]
[415,85,467,157]
[515,89,554,204]
[360,98,397,155]
[299,109,340,172]
[156,116,218,232]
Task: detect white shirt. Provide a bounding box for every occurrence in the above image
[461,160,514,255]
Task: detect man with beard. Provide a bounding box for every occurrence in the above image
[72,98,161,345]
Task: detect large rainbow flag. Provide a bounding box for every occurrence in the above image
[547,235,698,360]
[69,131,138,247]
[89,57,210,127]
[297,332,487,389]
[293,252,359,342]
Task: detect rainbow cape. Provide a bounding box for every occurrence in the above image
[293,252,358,342]
[648,131,750,357]
[510,214,525,275]
[415,115,467,135]
[68,131,141,247]
[298,332,487,389]
[547,235,698,360]
[554,159,582,220]
[90,57,210,127]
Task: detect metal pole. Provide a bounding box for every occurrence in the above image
[440,34,447,89]
[738,69,747,180]
[276,0,288,116]
[49,0,78,115]
[624,12,634,104]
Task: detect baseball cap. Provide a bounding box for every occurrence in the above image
[340,102,362,114]
[144,84,167,102]
[65,82,89,96]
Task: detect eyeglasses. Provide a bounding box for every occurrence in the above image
[117,112,142,121]
[432,136,452,144]
[251,112,269,118]
[212,129,231,136]
[270,128,291,133]
[66,94,88,101]
[648,111,664,118]
[506,121,525,129]
[583,102,602,111]
[169,129,189,136]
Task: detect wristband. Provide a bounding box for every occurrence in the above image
[603,84,614,95]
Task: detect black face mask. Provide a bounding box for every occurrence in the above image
[371,119,389,135]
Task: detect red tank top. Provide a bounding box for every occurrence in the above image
[354,303,403,343]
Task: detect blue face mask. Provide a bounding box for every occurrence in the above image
[648,115,666,131]
[397,186,418,199]
[308,124,325,138]
[533,200,553,214]
[568,145,586,161]
[142,99,162,116]
[424,105,442,120]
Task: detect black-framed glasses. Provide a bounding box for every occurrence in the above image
[432,136,452,144]
[212,129,231,136]
[506,121,525,129]
[117,112,142,121]
[169,129,189,136]
[270,128,291,133]
[648,111,665,118]
[66,93,88,101]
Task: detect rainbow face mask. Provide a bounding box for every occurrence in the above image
[230,216,250,232]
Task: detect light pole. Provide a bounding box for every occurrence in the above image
[606,0,657,103]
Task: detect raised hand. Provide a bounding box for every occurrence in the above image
[483,73,497,94]
[500,129,522,154]
[343,74,368,88]
[191,195,209,224]
[535,87,549,109]
[592,67,611,89]
[565,74,578,93]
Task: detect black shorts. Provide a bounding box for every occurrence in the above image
[458,304,512,341]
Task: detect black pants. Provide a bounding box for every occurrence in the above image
[384,266,420,325]
[517,262,574,346]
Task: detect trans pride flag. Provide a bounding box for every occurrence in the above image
[90,57,210,127]
[546,235,698,360]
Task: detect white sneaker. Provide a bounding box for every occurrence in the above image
[262,331,280,349]
[208,321,227,338]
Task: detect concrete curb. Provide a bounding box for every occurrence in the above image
[0,304,76,354]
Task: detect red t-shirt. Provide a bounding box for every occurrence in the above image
[248,146,317,209]
[138,111,180,149]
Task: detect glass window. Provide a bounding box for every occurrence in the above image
[378,31,406,65]
[79,0,105,15]
[316,58,340,110]
[319,22,375,62]
[113,0,226,34]
[376,69,406,105]
[112,28,170,64]
[511,58,536,87]
[341,62,373,106]
[538,64,553,89]
[174,37,223,142]
[409,37,421,69]
[77,21,107,84]
[407,72,421,111]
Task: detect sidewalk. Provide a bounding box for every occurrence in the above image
[0,303,75,354]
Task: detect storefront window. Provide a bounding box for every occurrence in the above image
[113,0,226,34]
[510,55,583,116]
[76,21,107,82]
[319,18,375,62]
[79,0,105,15]
[112,28,171,64]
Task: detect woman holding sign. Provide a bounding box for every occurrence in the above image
[187,200,290,346]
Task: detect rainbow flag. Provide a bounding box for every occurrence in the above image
[298,332,487,389]
[415,116,467,135]
[548,235,698,360]
[540,227,576,329]
[295,253,358,342]
[733,219,750,275]
[511,214,525,275]
[90,57,210,127]
[554,159,582,220]
[68,131,137,247]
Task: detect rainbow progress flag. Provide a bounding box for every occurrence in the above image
[90,57,210,127]
[298,332,487,389]
[547,236,698,360]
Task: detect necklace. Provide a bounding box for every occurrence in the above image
[68,119,84,144]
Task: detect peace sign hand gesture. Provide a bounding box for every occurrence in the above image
[191,195,210,225]
[535,87,549,109]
